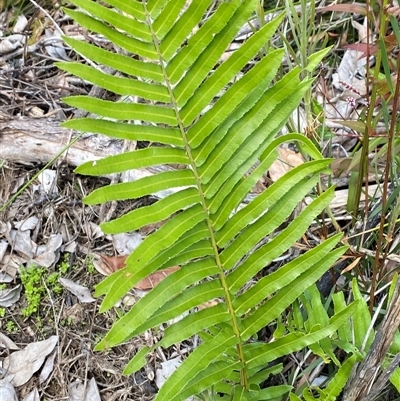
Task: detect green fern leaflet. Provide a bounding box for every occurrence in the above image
[58,0,357,399]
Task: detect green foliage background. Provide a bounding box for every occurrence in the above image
[57,0,360,399]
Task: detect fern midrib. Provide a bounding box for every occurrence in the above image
[144,3,249,388]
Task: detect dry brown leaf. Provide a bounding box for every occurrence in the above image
[385,5,400,17]
[95,254,179,290]
[342,42,378,59]
[3,335,58,387]
[251,178,267,194]
[68,378,101,401]
[0,380,17,401]
[0,333,20,350]
[58,278,95,303]
[341,257,361,274]
[63,24,83,36]
[0,285,22,307]
[135,266,180,290]
[268,148,304,182]
[318,3,368,15]
[96,254,128,275]
[139,219,168,236]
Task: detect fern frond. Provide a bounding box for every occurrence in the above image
[59,0,356,398]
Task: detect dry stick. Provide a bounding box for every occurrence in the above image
[370,56,400,313]
[0,129,84,213]
[342,278,400,401]
[377,57,400,274]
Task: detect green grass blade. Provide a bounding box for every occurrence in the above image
[351,278,373,350]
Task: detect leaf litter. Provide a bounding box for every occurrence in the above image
[3,336,58,387]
